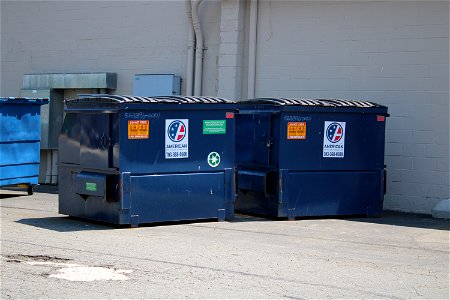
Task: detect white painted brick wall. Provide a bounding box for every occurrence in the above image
[217,0,246,100]
[0,0,222,96]
[1,0,448,214]
[255,1,449,214]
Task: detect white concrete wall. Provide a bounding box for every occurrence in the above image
[0,0,222,96]
[255,1,449,214]
[217,0,247,100]
[1,0,448,214]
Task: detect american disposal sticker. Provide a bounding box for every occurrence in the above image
[323,121,346,158]
[165,119,189,159]
[203,120,226,134]
[287,122,306,140]
[128,120,149,139]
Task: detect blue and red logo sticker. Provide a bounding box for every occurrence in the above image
[326,122,344,143]
[167,120,187,142]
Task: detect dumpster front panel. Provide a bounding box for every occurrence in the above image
[129,172,229,223]
[118,106,235,174]
[278,111,387,171]
[285,170,384,217]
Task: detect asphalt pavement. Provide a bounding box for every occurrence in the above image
[1,186,449,299]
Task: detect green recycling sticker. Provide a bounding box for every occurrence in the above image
[86,182,97,192]
[207,152,221,168]
[203,120,226,134]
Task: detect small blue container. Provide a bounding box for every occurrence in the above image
[0,97,49,194]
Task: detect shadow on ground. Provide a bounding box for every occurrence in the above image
[0,193,22,200]
[14,206,448,232]
[16,213,269,232]
[16,216,112,232]
[348,211,449,231]
[35,184,58,194]
[1,184,58,196]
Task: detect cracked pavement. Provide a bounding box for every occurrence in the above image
[1,187,449,299]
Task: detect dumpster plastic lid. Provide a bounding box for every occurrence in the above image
[69,94,235,104]
[0,97,49,104]
[242,97,385,108]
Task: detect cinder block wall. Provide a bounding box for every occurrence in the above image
[0,0,221,96]
[1,0,448,214]
[255,1,449,214]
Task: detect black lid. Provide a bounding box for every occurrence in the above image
[242,97,385,108]
[68,94,235,104]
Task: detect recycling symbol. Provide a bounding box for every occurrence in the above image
[207,152,221,168]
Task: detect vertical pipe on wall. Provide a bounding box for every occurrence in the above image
[247,0,258,99]
[185,0,195,96]
[45,150,52,184]
[192,0,204,96]
[51,150,58,184]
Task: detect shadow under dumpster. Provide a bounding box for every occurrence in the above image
[15,212,272,232]
[35,184,59,194]
[16,216,112,232]
[1,184,58,196]
[0,192,23,199]
[348,211,449,231]
[15,209,448,232]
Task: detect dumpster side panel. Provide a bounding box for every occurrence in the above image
[0,103,41,143]
[235,190,280,217]
[0,142,40,166]
[235,170,280,217]
[58,166,85,217]
[236,113,273,167]
[59,113,81,165]
[0,165,39,186]
[0,100,45,187]
[80,113,111,170]
[60,111,120,169]
[59,166,124,224]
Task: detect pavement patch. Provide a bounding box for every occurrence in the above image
[2,254,133,281]
[49,266,133,281]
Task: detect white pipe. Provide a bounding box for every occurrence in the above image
[192,0,204,96]
[45,150,52,184]
[185,0,195,96]
[51,150,58,184]
[247,0,258,99]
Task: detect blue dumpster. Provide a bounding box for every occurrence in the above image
[0,97,49,194]
[235,98,388,219]
[59,95,236,226]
